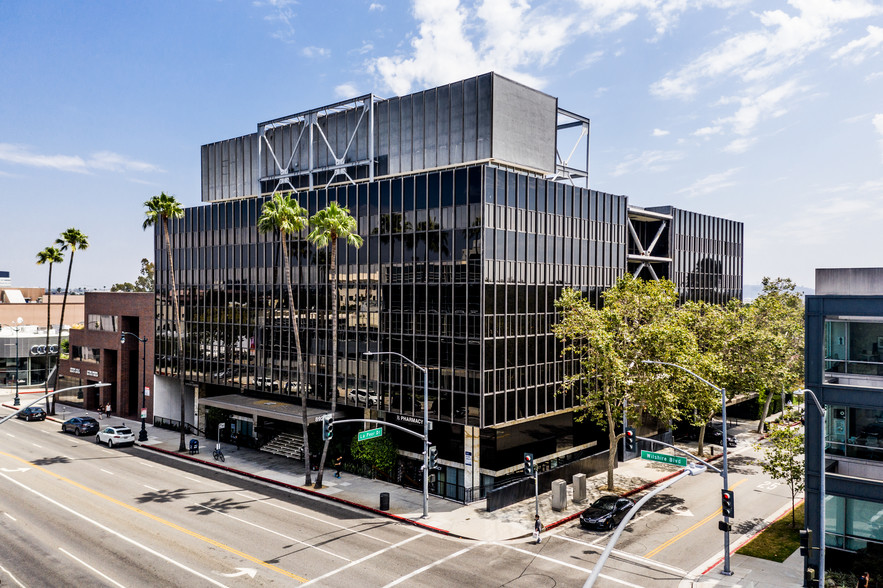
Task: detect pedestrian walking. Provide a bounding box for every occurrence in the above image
[533,514,543,544]
[857,571,870,588]
[105,403,112,419]
[334,456,343,478]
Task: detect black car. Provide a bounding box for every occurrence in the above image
[17,406,46,421]
[61,416,100,436]
[706,427,737,448]
[579,495,635,531]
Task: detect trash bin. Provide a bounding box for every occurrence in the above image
[379,492,390,511]
[189,439,200,455]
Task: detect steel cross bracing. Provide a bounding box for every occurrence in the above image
[627,207,672,281]
[258,94,380,193]
[548,107,590,188]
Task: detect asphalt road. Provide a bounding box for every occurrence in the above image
[0,412,794,587]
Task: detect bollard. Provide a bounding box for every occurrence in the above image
[379,492,390,511]
[551,479,566,511]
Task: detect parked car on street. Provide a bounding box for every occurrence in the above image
[96,425,135,448]
[61,416,100,436]
[579,495,635,531]
[17,406,46,421]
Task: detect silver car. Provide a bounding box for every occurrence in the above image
[96,425,135,448]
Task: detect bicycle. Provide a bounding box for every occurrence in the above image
[213,444,225,462]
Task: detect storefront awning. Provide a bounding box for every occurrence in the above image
[199,394,346,425]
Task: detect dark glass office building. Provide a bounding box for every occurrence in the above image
[153,73,743,501]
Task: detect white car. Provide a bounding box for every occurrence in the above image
[348,388,379,407]
[96,425,136,448]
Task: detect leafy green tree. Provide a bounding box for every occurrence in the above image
[111,258,155,292]
[350,435,398,477]
[54,228,89,414]
[554,275,694,490]
[755,423,805,528]
[143,192,187,451]
[308,201,363,489]
[258,192,313,485]
[36,246,64,410]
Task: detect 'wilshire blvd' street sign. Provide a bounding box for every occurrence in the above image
[640,450,687,467]
[358,427,383,442]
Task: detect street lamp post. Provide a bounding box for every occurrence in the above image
[13,317,23,406]
[642,360,734,576]
[364,350,430,519]
[121,331,149,442]
[795,388,825,588]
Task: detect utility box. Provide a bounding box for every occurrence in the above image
[551,479,567,511]
[573,473,587,503]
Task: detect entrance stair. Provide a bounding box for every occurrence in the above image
[259,432,304,460]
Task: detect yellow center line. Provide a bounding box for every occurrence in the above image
[644,477,749,559]
[0,450,308,583]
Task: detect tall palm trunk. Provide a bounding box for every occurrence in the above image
[53,251,76,415]
[315,242,338,489]
[162,218,187,452]
[44,265,54,408]
[282,237,311,484]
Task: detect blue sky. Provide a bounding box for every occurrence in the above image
[2,0,882,291]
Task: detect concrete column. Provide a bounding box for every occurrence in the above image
[551,479,567,511]
[573,473,587,503]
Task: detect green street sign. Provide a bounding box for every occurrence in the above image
[358,427,383,441]
[641,450,687,467]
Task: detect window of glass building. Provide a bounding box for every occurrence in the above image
[88,314,118,332]
[825,319,883,377]
[826,405,883,463]
[825,494,883,551]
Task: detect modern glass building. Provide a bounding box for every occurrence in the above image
[804,268,883,574]
[153,73,743,501]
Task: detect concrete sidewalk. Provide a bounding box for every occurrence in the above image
[2,396,805,586]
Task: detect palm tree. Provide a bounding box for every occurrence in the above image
[36,246,64,412]
[258,192,313,484]
[308,200,363,489]
[143,192,186,451]
[55,228,89,415]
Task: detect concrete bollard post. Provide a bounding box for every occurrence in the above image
[551,479,566,511]
[572,473,586,503]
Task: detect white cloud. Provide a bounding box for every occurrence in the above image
[652,128,670,137]
[832,25,883,64]
[301,46,330,58]
[369,3,385,10]
[693,125,722,137]
[676,168,741,198]
[723,137,755,153]
[611,149,685,177]
[716,78,803,135]
[0,143,162,175]
[254,0,298,43]
[874,113,883,162]
[335,83,362,99]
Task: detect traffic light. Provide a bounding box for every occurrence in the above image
[322,414,334,440]
[721,489,735,518]
[428,445,438,470]
[523,452,534,476]
[799,529,813,557]
[624,427,636,452]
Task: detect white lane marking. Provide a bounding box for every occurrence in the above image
[0,471,230,588]
[236,491,395,544]
[383,542,486,587]
[0,563,26,587]
[184,476,203,484]
[4,432,15,437]
[139,462,155,468]
[144,485,160,491]
[59,547,126,587]
[301,533,426,586]
[554,534,688,575]
[101,469,115,476]
[98,448,116,455]
[193,502,349,561]
[31,443,43,449]
[500,543,640,587]
[4,512,16,521]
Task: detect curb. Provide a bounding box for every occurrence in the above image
[136,443,471,540]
